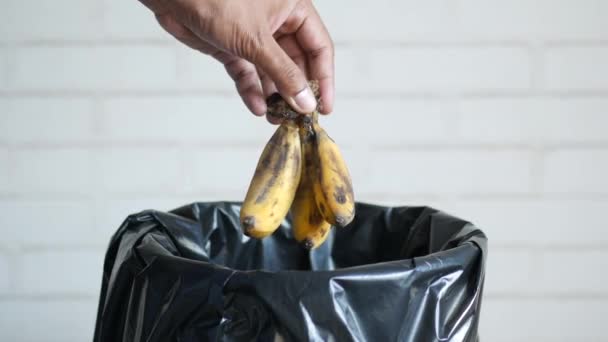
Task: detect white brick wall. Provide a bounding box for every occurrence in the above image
[0,98,95,142]
[0,148,9,192]
[10,148,93,194]
[21,249,105,296]
[369,46,532,92]
[0,201,96,245]
[102,96,275,142]
[0,299,97,342]
[0,252,10,294]
[12,46,177,91]
[102,0,168,40]
[1,1,607,341]
[456,0,608,40]
[544,46,608,90]
[543,149,608,193]
[456,97,608,143]
[0,0,103,41]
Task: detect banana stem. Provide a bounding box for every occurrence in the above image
[265,80,321,123]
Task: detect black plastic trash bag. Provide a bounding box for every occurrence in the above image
[93,202,487,342]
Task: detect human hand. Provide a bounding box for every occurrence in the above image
[139,0,334,123]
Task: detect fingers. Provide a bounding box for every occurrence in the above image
[256,67,282,125]
[258,35,308,98]
[294,6,335,114]
[257,36,312,125]
[224,59,267,116]
[255,36,317,114]
[277,35,309,77]
[256,66,278,98]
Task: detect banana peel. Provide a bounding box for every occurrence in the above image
[240,81,355,249]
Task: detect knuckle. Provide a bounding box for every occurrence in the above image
[234,68,256,83]
[237,30,266,62]
[282,65,301,84]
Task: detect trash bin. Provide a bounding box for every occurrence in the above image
[93,202,487,342]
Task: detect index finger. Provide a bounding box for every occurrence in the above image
[295,5,335,114]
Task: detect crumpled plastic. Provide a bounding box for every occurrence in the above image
[93,202,487,342]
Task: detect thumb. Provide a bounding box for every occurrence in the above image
[255,37,316,114]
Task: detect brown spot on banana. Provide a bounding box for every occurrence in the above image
[254,143,289,204]
[327,150,354,202]
[334,186,347,204]
[308,209,324,226]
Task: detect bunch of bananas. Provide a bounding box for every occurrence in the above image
[240,85,355,249]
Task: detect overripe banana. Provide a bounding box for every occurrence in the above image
[240,120,302,238]
[291,122,332,249]
[307,114,355,228]
[240,81,355,248]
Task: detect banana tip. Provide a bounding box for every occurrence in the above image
[241,216,256,236]
[334,215,353,228]
[302,239,316,250]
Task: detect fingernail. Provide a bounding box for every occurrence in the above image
[291,87,317,113]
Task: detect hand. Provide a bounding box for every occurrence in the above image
[139,0,335,123]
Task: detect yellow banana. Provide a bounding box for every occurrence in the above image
[291,121,332,249]
[309,114,355,228]
[240,120,302,238]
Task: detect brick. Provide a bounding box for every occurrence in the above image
[0,148,8,192]
[334,46,369,94]
[323,98,446,145]
[102,0,168,39]
[483,248,608,296]
[20,249,104,296]
[12,46,176,91]
[0,253,10,294]
[483,248,534,295]
[542,149,608,194]
[480,298,608,341]
[0,48,7,89]
[191,147,261,194]
[366,149,533,195]
[316,0,451,41]
[0,299,97,342]
[544,47,608,90]
[537,250,608,294]
[102,96,275,142]
[175,47,235,91]
[0,98,94,142]
[442,199,608,245]
[95,147,185,193]
[368,47,531,92]
[0,201,95,245]
[11,148,93,194]
[456,0,608,40]
[457,97,608,143]
[0,0,102,41]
